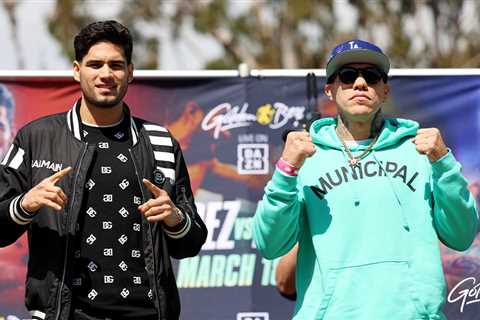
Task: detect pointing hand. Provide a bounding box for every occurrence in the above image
[139,179,183,227]
[21,166,73,212]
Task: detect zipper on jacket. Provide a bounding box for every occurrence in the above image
[180,186,192,218]
[180,186,188,206]
[129,148,162,317]
[180,185,199,229]
[55,142,88,320]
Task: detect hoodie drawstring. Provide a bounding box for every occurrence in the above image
[338,146,362,207]
[372,151,410,231]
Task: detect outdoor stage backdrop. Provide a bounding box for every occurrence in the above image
[0,74,479,320]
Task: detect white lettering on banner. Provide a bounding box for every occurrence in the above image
[237,312,269,320]
[196,201,240,250]
[448,277,480,312]
[238,134,254,143]
[233,217,253,241]
[201,102,305,139]
[201,103,256,139]
[238,134,269,144]
[176,254,256,288]
[269,102,305,129]
[237,144,269,174]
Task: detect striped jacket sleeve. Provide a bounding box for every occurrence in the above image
[166,136,208,258]
[142,123,207,258]
[0,129,33,247]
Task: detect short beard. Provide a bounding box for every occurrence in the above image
[83,94,124,109]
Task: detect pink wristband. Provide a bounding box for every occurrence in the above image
[276,158,299,176]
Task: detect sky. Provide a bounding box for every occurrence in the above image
[1,1,476,71]
[0,0,225,70]
[0,0,222,70]
[0,0,355,71]
[0,0,68,69]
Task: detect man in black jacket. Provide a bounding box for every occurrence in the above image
[0,20,207,320]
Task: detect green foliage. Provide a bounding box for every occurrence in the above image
[44,0,480,69]
[47,0,161,68]
[47,0,92,62]
[174,0,480,69]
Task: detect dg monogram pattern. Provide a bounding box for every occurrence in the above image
[72,119,156,317]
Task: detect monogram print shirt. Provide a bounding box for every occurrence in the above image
[71,117,157,319]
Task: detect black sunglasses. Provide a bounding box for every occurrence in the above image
[335,67,386,85]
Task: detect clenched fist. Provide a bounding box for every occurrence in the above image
[412,128,448,162]
[281,131,316,168]
[21,167,72,212]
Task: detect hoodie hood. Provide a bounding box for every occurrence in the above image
[309,117,419,151]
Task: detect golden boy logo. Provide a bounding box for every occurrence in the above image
[256,104,275,125]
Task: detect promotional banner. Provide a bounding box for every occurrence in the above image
[0,74,478,320]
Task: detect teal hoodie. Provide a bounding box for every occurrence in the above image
[253,117,478,320]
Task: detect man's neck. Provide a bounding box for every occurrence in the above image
[336,113,382,141]
[80,99,124,126]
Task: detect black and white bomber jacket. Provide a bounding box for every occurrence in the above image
[0,101,207,320]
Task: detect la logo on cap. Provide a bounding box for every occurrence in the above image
[348,41,360,49]
[326,39,391,80]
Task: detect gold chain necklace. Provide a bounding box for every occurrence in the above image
[337,135,379,167]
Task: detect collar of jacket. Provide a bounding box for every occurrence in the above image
[65,99,140,146]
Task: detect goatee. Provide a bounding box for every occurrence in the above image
[84,95,123,109]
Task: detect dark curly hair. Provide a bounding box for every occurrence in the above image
[74,20,133,64]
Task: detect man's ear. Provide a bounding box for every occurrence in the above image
[383,83,390,102]
[324,84,333,100]
[384,83,390,95]
[127,64,134,83]
[73,61,81,82]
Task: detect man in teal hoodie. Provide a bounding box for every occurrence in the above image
[253,39,478,319]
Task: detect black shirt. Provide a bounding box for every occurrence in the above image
[72,117,157,319]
